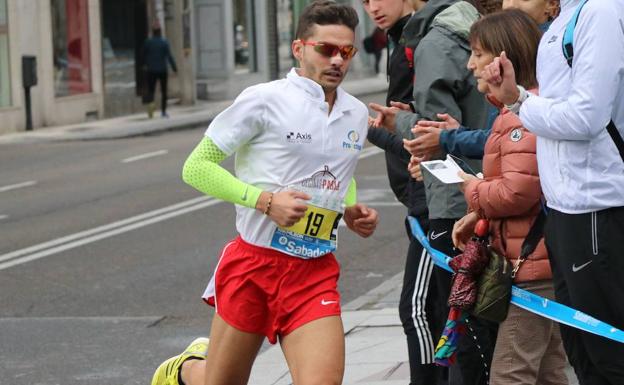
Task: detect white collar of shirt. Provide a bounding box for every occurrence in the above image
[286,68,355,115]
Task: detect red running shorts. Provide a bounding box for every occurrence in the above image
[202,236,341,344]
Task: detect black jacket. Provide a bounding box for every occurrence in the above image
[366,14,427,216]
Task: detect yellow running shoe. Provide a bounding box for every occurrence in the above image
[151,337,209,385]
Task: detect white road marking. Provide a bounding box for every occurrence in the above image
[365,201,403,207]
[0,144,383,270]
[0,180,37,193]
[121,150,169,163]
[0,215,8,220]
[0,196,220,270]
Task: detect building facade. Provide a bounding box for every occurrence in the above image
[0,0,194,134]
[0,0,377,134]
[194,0,378,101]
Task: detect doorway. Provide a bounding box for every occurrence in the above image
[101,0,148,117]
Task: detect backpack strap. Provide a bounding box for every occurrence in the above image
[562,0,588,67]
[562,0,624,163]
[607,120,624,163]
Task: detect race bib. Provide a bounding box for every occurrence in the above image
[270,185,343,258]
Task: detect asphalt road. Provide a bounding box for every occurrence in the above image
[0,92,415,385]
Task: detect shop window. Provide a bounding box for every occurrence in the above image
[51,0,92,97]
[233,0,256,73]
[277,0,294,76]
[0,0,10,107]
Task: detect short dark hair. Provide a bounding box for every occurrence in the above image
[469,9,541,89]
[295,0,359,40]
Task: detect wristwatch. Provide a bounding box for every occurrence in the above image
[505,85,530,114]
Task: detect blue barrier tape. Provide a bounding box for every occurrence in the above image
[408,216,624,344]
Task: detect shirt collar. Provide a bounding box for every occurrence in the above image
[287,68,325,101]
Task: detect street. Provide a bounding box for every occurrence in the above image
[0,92,411,385]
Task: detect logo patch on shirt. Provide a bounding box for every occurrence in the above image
[342,130,363,151]
[547,35,558,44]
[301,165,341,191]
[510,128,523,142]
[287,132,312,144]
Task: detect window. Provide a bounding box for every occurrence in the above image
[51,0,91,97]
[277,0,294,76]
[233,0,257,73]
[0,0,10,107]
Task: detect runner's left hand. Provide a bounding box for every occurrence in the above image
[344,204,378,238]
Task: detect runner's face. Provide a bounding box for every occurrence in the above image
[467,41,495,94]
[362,0,411,30]
[293,24,355,94]
[502,0,559,24]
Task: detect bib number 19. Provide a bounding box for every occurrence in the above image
[283,205,341,241]
[304,212,325,237]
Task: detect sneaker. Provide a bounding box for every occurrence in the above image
[161,112,169,118]
[151,337,209,385]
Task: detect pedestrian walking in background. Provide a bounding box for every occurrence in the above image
[453,10,568,385]
[142,26,177,119]
[483,0,624,383]
[362,27,387,74]
[151,2,379,385]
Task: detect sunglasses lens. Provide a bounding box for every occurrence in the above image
[313,43,356,59]
[341,46,357,59]
[313,43,338,57]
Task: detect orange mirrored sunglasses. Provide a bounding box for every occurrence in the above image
[298,40,358,60]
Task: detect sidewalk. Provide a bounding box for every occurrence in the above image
[0,75,389,145]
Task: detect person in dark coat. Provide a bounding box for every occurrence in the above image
[143,27,177,118]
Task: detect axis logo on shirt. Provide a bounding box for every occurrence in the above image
[286,131,312,144]
[342,130,362,151]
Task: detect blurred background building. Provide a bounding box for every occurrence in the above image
[0,0,379,134]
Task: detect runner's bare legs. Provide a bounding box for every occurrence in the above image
[180,315,344,385]
[180,314,264,385]
[281,316,345,385]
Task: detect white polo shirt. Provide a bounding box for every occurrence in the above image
[206,68,369,257]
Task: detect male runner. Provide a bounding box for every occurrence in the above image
[150,2,378,385]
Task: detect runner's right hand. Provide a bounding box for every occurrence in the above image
[257,190,310,227]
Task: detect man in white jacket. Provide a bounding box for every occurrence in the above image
[482,1,624,384]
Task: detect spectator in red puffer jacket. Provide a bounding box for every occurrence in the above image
[451,9,567,385]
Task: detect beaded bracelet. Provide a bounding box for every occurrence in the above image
[263,193,274,215]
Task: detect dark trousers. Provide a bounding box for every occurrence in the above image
[400,216,448,385]
[146,71,168,114]
[373,50,382,74]
[545,207,624,385]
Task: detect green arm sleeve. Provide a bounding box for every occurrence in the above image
[344,178,357,207]
[182,137,262,209]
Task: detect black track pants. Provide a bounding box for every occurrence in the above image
[400,216,449,385]
[545,207,624,385]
